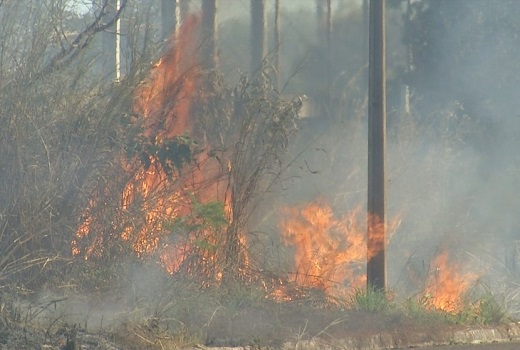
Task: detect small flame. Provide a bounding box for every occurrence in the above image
[424,249,478,312]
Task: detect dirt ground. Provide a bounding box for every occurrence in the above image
[0,304,454,349]
[0,288,514,350]
[0,312,517,350]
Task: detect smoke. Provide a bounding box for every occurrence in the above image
[252,0,520,304]
[16,0,520,321]
[389,0,520,295]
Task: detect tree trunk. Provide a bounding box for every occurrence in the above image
[316,0,332,117]
[161,0,180,42]
[273,0,281,91]
[316,0,324,41]
[201,0,218,73]
[325,0,332,113]
[326,0,332,71]
[102,0,121,82]
[367,0,386,292]
[250,0,266,77]
[403,0,412,116]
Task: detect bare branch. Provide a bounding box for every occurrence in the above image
[41,0,128,76]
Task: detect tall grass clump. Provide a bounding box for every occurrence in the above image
[348,285,392,312]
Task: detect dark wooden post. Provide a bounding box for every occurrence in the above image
[367,0,386,291]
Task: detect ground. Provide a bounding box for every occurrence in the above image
[0,272,515,350]
[0,296,489,350]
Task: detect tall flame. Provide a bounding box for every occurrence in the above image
[134,14,200,140]
[73,10,253,287]
[120,14,204,257]
[75,14,229,275]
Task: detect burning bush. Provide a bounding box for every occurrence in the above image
[73,12,301,288]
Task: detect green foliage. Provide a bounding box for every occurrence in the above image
[474,293,507,325]
[164,198,227,235]
[404,295,432,317]
[401,295,448,327]
[348,285,392,312]
[192,199,228,230]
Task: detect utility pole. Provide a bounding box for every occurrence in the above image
[367,0,386,291]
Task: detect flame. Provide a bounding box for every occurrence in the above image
[120,13,204,257]
[424,249,478,312]
[75,14,231,276]
[134,14,200,140]
[279,199,367,295]
[73,11,253,287]
[73,10,477,311]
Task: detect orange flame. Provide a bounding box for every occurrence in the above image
[119,14,203,257]
[424,249,478,312]
[74,13,239,283]
[134,14,200,140]
[280,199,367,295]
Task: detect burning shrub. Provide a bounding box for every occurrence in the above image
[74,22,301,289]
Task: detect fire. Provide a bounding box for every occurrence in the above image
[117,13,207,258]
[74,13,234,281]
[280,199,479,312]
[280,199,367,295]
[134,14,200,140]
[424,249,478,312]
[73,8,478,311]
